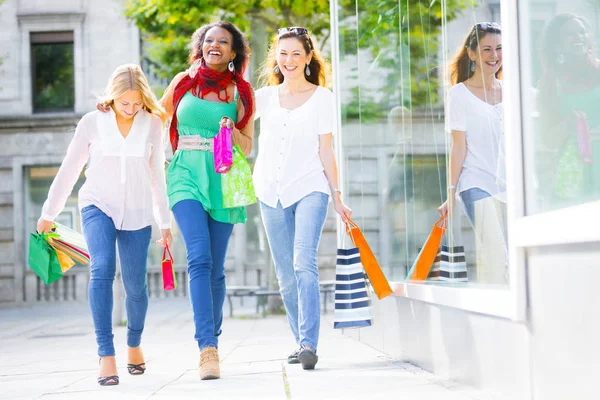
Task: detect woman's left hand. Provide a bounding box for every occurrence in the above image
[220,117,234,129]
[156,229,173,248]
[334,198,352,223]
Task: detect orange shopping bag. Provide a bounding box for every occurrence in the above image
[346,219,393,300]
[405,215,447,282]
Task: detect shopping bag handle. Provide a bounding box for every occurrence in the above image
[434,215,447,229]
[345,218,364,246]
[162,244,173,262]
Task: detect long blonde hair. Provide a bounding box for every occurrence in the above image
[98,64,165,120]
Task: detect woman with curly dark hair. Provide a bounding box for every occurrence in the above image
[159,21,255,380]
[536,14,600,208]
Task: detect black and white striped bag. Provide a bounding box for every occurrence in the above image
[428,245,468,282]
[333,248,373,329]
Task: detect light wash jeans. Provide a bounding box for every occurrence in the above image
[260,192,329,351]
[172,200,233,350]
[81,205,152,357]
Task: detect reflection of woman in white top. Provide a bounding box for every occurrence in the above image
[439,23,505,230]
[37,64,172,386]
[254,27,351,370]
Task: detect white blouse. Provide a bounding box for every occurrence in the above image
[253,85,335,208]
[447,83,505,197]
[41,109,171,230]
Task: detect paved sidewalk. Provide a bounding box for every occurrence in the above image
[0,299,495,400]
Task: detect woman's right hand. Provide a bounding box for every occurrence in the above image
[96,102,110,113]
[438,197,454,218]
[37,218,54,234]
[187,59,201,78]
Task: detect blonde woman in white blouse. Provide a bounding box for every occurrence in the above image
[254,27,351,371]
[37,64,172,386]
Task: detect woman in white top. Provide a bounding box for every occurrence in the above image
[438,23,507,276]
[254,27,351,370]
[37,64,172,386]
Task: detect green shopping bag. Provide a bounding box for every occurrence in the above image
[28,233,63,285]
[222,144,256,208]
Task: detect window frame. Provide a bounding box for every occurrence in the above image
[331,0,528,321]
[30,31,75,113]
[17,12,86,115]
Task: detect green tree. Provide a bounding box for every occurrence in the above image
[338,0,474,120]
[124,0,331,85]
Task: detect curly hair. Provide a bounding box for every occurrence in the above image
[260,29,330,87]
[188,21,251,75]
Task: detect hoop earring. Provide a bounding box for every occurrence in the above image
[470,61,476,72]
[228,60,235,72]
[305,64,311,76]
[274,65,280,74]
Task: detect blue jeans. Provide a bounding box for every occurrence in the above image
[260,192,329,351]
[81,205,151,357]
[459,188,492,229]
[172,200,233,350]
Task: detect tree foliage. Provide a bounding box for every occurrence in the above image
[338,0,474,120]
[124,0,331,82]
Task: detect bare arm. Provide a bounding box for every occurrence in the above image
[439,129,467,216]
[159,72,188,122]
[319,133,352,222]
[224,91,256,157]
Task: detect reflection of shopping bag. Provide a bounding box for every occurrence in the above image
[428,245,467,282]
[346,219,392,299]
[222,145,256,208]
[28,233,63,285]
[405,216,447,282]
[333,248,372,329]
[161,245,178,291]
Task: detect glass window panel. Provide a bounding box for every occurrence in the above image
[336,0,508,286]
[520,2,600,214]
[31,32,75,112]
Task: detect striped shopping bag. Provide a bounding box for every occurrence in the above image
[428,245,468,282]
[333,248,373,329]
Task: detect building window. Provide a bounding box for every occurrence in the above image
[30,31,75,113]
[25,166,84,233]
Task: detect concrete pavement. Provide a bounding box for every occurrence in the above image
[0,299,498,399]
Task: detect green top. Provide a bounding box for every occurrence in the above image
[553,87,600,204]
[167,92,246,224]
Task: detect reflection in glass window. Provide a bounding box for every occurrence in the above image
[336,0,508,285]
[30,31,75,112]
[524,8,600,213]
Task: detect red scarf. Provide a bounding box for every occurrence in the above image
[170,64,254,152]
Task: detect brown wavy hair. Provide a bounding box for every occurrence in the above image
[260,29,330,87]
[450,23,503,85]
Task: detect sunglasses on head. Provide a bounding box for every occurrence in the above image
[278,27,309,36]
[474,22,501,32]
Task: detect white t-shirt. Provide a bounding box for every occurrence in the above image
[41,109,171,230]
[253,85,335,208]
[447,82,505,197]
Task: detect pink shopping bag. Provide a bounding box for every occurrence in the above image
[214,126,233,173]
[162,245,178,291]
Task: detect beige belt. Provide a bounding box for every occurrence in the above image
[178,135,214,152]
